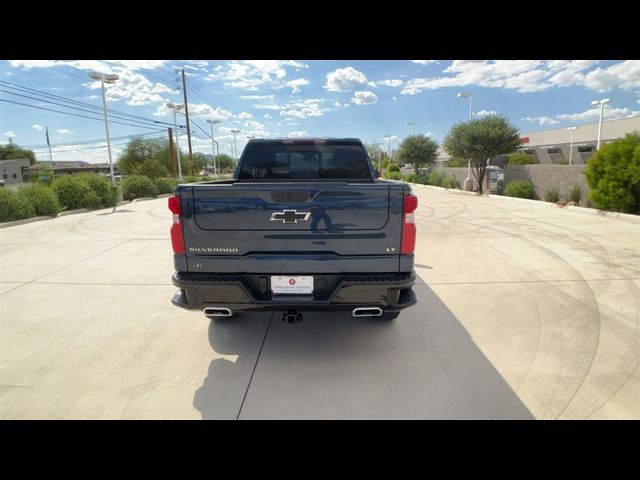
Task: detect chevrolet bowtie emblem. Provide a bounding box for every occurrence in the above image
[270,210,311,224]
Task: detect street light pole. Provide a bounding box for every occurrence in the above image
[207,119,220,175]
[457,92,473,188]
[89,71,119,184]
[167,103,185,180]
[591,98,610,150]
[567,126,577,165]
[384,134,392,173]
[231,129,241,163]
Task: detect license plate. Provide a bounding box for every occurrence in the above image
[271,276,313,294]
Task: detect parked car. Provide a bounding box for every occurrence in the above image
[168,138,418,322]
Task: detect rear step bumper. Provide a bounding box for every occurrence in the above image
[171,271,417,313]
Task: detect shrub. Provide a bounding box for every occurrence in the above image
[584,133,640,214]
[504,180,535,199]
[121,175,158,200]
[81,190,102,210]
[427,170,445,187]
[446,157,467,167]
[415,175,429,185]
[404,173,417,183]
[507,153,536,165]
[19,184,61,217]
[51,176,94,210]
[0,188,35,222]
[556,158,569,165]
[79,174,117,208]
[543,185,560,203]
[180,175,204,184]
[569,184,582,203]
[386,172,403,180]
[442,175,460,189]
[388,163,400,172]
[154,177,178,194]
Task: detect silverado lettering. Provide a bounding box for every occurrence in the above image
[169,138,418,321]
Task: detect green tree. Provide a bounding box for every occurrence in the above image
[443,115,521,194]
[397,135,439,175]
[508,152,536,165]
[192,152,209,173]
[446,157,467,167]
[0,141,37,165]
[117,137,167,175]
[214,154,235,172]
[135,159,169,179]
[584,132,640,214]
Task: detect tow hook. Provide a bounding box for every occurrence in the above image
[282,310,303,324]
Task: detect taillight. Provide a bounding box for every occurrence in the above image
[168,196,185,255]
[400,194,417,254]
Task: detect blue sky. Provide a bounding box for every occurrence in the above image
[1,60,639,163]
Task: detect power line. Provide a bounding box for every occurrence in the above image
[22,130,166,148]
[0,98,167,131]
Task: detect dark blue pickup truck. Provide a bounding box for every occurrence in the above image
[169,138,417,321]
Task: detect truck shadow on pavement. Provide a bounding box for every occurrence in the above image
[193,282,534,419]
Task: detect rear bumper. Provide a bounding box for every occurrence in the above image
[171,271,417,313]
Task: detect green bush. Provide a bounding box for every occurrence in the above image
[404,173,417,183]
[543,185,560,203]
[19,184,61,217]
[388,163,400,172]
[555,158,569,165]
[446,157,467,167]
[121,175,158,200]
[442,175,460,189]
[569,184,582,203]
[79,174,117,208]
[427,170,445,187]
[180,175,204,184]
[154,177,178,194]
[507,152,536,165]
[504,180,535,199]
[51,176,94,210]
[0,188,35,222]
[386,172,403,180]
[81,190,102,210]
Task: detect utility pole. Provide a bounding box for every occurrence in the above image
[181,69,194,169]
[168,128,176,176]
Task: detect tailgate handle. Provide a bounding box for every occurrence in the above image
[272,191,308,202]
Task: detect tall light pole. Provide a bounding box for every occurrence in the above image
[405,121,415,136]
[457,92,473,188]
[231,129,241,162]
[167,103,185,180]
[384,134,392,171]
[591,98,610,150]
[89,71,119,184]
[207,119,220,175]
[567,126,577,165]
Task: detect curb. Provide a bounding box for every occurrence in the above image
[58,208,90,216]
[0,215,53,229]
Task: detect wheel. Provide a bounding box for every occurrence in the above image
[380,311,400,320]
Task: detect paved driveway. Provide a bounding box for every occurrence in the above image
[1,187,638,419]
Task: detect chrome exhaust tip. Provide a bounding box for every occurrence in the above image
[352,307,382,317]
[203,307,233,317]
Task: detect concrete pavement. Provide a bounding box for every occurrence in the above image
[1,188,638,419]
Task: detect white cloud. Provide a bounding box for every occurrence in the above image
[411,60,438,65]
[351,91,378,106]
[238,112,253,119]
[522,116,560,126]
[286,78,309,93]
[263,113,272,119]
[383,135,399,142]
[400,60,640,95]
[555,106,640,123]
[32,124,43,131]
[425,132,436,138]
[87,68,173,106]
[378,79,403,87]
[207,60,308,91]
[287,131,308,137]
[4,130,16,138]
[154,102,234,122]
[325,67,370,92]
[240,94,275,100]
[278,98,330,118]
[334,101,342,107]
[475,110,497,117]
[57,129,73,134]
[392,96,397,101]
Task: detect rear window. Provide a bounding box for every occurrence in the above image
[237,144,372,181]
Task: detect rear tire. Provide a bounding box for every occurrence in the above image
[380,311,400,320]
